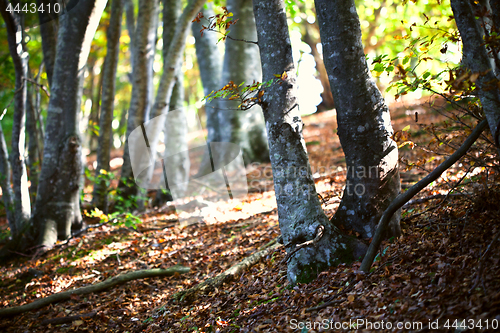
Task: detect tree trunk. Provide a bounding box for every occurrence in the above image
[0,2,32,237]
[252,0,366,285]
[136,0,205,189]
[451,0,500,151]
[315,0,401,239]
[192,3,223,176]
[32,0,107,249]
[36,0,58,86]
[119,0,159,200]
[93,0,123,212]
[26,77,40,204]
[151,0,189,205]
[0,122,15,234]
[124,0,136,80]
[145,0,160,122]
[219,0,269,164]
[302,24,335,111]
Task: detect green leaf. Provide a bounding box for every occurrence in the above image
[374,63,385,72]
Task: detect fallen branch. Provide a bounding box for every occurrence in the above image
[0,265,190,318]
[360,119,488,273]
[173,240,282,302]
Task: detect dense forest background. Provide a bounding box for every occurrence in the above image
[1,0,499,331]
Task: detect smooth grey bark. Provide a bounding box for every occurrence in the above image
[451,0,500,151]
[145,0,160,121]
[252,0,366,284]
[151,0,189,204]
[36,0,58,86]
[219,0,269,164]
[93,0,123,212]
[315,0,401,239]
[0,122,15,234]
[86,57,103,152]
[32,0,107,248]
[26,80,40,203]
[1,1,32,237]
[119,0,159,199]
[124,0,136,78]
[152,0,206,119]
[144,0,206,174]
[192,4,222,175]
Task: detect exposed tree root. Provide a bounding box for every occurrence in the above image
[0,265,190,318]
[173,239,282,302]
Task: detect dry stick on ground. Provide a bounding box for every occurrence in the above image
[360,119,488,273]
[0,265,190,318]
[172,239,282,302]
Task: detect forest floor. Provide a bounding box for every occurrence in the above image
[1,96,499,332]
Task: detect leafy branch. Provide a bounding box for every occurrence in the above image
[192,6,257,44]
[203,73,287,111]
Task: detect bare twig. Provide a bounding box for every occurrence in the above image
[360,119,488,273]
[281,225,325,265]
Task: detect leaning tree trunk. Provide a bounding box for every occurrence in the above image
[139,0,205,189]
[451,0,500,152]
[1,1,32,237]
[192,3,222,176]
[219,0,269,164]
[252,0,366,284]
[315,0,401,239]
[93,0,123,212]
[119,0,159,200]
[152,0,189,205]
[32,0,107,249]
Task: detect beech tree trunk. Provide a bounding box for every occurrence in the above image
[192,4,222,176]
[119,0,159,200]
[451,0,500,151]
[26,78,40,203]
[93,0,123,212]
[315,0,401,239]
[124,0,136,79]
[136,0,205,190]
[32,0,107,248]
[219,0,269,164]
[152,0,189,205]
[0,122,15,233]
[1,1,32,237]
[252,0,366,284]
[36,0,58,86]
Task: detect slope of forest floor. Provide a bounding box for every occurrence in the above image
[0,97,499,332]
